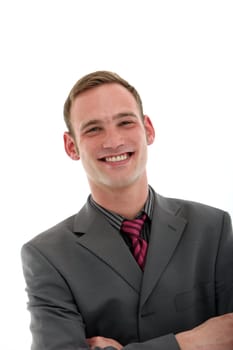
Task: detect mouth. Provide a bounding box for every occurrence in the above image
[99,152,133,163]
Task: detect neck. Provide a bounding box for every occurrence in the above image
[89,175,149,219]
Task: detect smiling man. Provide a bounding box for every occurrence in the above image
[63,82,154,218]
[21,71,233,350]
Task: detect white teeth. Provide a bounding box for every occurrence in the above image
[105,154,128,162]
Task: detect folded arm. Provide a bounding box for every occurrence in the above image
[21,242,89,350]
[87,313,233,350]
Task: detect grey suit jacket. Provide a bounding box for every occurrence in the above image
[21,193,233,350]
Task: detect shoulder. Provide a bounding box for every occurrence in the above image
[155,192,231,226]
[22,214,76,251]
[153,193,233,251]
[21,198,99,253]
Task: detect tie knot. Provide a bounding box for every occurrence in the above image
[121,213,147,237]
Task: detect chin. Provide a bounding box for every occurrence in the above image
[102,175,142,190]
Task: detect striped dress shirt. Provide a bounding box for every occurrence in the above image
[89,186,155,253]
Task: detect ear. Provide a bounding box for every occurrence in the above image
[143,115,155,145]
[63,132,80,160]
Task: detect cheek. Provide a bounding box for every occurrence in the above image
[78,140,91,156]
[137,134,148,149]
[79,137,98,151]
[79,142,97,166]
[137,140,148,162]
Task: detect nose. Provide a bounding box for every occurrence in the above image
[102,127,124,149]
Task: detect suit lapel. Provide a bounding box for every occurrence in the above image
[73,200,142,293]
[72,193,187,301]
[140,193,187,307]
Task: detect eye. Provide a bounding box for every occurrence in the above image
[85,126,102,134]
[119,120,135,127]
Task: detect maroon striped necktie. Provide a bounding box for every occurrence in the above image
[121,213,148,270]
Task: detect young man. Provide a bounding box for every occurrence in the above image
[21,71,233,350]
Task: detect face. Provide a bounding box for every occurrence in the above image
[64,83,155,192]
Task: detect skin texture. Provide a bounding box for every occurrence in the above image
[176,313,233,350]
[87,336,123,350]
[64,83,233,349]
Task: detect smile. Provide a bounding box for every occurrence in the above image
[102,153,132,162]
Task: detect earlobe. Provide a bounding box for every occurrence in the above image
[63,132,80,160]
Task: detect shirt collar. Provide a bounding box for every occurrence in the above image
[89,185,155,230]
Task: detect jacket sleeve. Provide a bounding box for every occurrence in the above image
[123,334,180,350]
[21,242,89,350]
[215,211,233,313]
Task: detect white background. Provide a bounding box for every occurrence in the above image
[0,1,232,349]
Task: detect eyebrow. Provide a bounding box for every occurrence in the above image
[80,112,138,132]
[113,112,138,120]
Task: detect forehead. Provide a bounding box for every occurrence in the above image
[70,83,140,123]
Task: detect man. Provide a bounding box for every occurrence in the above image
[21,71,233,350]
